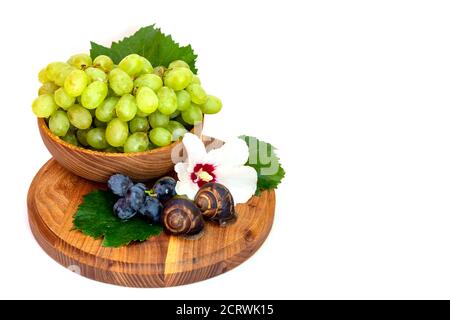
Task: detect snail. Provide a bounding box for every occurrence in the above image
[162,198,205,236]
[194,182,236,226]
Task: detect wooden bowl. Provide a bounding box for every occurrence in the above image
[38,118,200,182]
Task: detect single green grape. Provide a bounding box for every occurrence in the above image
[148,111,170,128]
[116,94,137,122]
[54,65,75,87]
[38,68,50,83]
[200,95,222,114]
[168,60,190,69]
[136,86,158,114]
[175,90,191,111]
[109,68,133,95]
[85,67,107,82]
[167,120,188,141]
[166,120,185,131]
[64,69,89,97]
[94,118,107,128]
[191,75,201,85]
[95,97,118,122]
[153,66,166,78]
[67,53,92,69]
[186,83,208,104]
[149,127,172,147]
[164,67,193,91]
[93,55,114,72]
[46,62,70,82]
[140,57,153,74]
[87,128,109,149]
[38,82,58,95]
[134,73,163,92]
[157,87,178,115]
[181,104,203,125]
[105,118,129,147]
[136,109,151,117]
[62,131,78,146]
[76,129,90,146]
[54,88,75,110]
[81,81,108,109]
[129,116,150,133]
[124,132,149,153]
[32,94,58,118]
[118,54,143,76]
[67,105,92,129]
[49,110,70,137]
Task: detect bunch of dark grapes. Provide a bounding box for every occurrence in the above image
[108,174,177,224]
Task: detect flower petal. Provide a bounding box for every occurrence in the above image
[215,165,258,204]
[182,133,207,165]
[175,166,199,200]
[206,138,250,168]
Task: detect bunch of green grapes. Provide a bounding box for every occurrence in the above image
[32,53,222,153]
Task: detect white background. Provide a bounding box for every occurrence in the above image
[1,0,450,299]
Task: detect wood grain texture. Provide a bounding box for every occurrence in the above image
[27,159,276,288]
[38,118,202,183]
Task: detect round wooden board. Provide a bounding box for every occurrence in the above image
[27,159,276,288]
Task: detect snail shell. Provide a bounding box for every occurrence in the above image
[194,182,236,226]
[162,198,205,236]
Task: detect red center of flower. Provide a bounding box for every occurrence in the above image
[191,163,216,187]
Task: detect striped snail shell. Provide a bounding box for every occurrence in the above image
[162,198,205,236]
[194,182,236,226]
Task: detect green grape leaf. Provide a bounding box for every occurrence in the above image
[90,25,198,73]
[240,136,286,195]
[73,190,162,248]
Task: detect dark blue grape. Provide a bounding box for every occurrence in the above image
[113,198,137,220]
[108,174,133,197]
[153,176,177,203]
[139,196,163,224]
[126,183,147,210]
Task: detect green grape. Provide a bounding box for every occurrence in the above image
[38,68,50,83]
[148,111,169,128]
[81,81,108,109]
[136,109,151,117]
[46,62,70,82]
[164,67,193,91]
[109,68,133,95]
[136,86,158,114]
[68,53,92,69]
[93,55,114,72]
[167,120,188,141]
[38,82,58,95]
[94,118,107,128]
[67,105,92,129]
[157,87,177,115]
[129,116,150,133]
[168,60,190,69]
[186,83,207,104]
[175,90,191,111]
[64,69,89,97]
[149,127,172,147]
[181,104,203,125]
[85,67,107,82]
[118,54,143,76]
[124,132,149,153]
[95,97,118,122]
[87,128,109,149]
[200,95,222,114]
[49,110,70,137]
[170,110,180,119]
[134,74,163,92]
[140,57,153,74]
[62,131,78,146]
[116,94,137,122]
[153,66,166,78]
[191,75,201,85]
[54,88,75,110]
[105,118,129,147]
[76,129,89,146]
[32,94,57,118]
[54,65,75,86]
